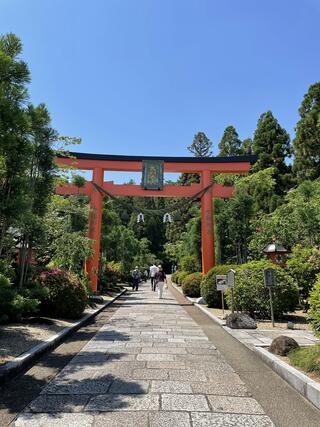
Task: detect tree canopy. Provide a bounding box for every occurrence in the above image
[293,82,320,182]
[218,126,242,156]
[187,132,212,157]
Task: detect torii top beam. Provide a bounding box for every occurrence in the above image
[56,152,257,174]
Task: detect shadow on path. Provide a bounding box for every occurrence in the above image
[0,295,135,425]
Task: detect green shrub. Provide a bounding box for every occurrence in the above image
[180,255,198,273]
[99,260,127,291]
[21,281,49,302]
[171,271,190,286]
[0,274,40,323]
[38,269,88,319]
[177,271,189,286]
[308,278,320,337]
[286,245,319,300]
[200,265,236,308]
[182,272,202,297]
[226,260,299,318]
[105,261,123,284]
[171,271,179,283]
[0,259,15,280]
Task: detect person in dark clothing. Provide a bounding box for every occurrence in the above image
[154,265,167,299]
[132,266,141,291]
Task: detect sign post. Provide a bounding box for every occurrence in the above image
[227,269,236,314]
[263,268,277,327]
[216,274,227,317]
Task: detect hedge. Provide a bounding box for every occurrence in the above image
[200,265,236,308]
[182,272,202,297]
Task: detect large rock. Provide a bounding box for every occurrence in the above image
[226,313,257,329]
[196,297,206,305]
[269,335,299,356]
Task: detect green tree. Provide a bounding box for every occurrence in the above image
[218,126,242,156]
[214,168,276,264]
[249,180,320,258]
[241,138,253,154]
[180,131,212,186]
[17,104,56,287]
[180,208,202,269]
[36,194,91,272]
[0,33,30,255]
[50,232,93,274]
[293,82,320,182]
[133,237,155,268]
[253,111,292,198]
[187,132,212,157]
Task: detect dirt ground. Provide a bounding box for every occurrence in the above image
[0,293,115,366]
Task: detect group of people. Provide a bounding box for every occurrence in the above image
[131,263,167,299]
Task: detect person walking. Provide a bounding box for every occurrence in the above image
[155,265,166,299]
[149,263,158,291]
[144,268,149,282]
[132,266,141,291]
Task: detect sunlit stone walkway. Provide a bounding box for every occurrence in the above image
[16,282,274,426]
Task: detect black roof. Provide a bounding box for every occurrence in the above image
[58,152,258,164]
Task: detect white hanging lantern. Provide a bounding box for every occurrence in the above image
[163,213,172,223]
[137,212,145,223]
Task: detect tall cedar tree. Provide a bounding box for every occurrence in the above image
[293,82,320,182]
[218,126,242,156]
[187,132,212,157]
[180,131,212,186]
[253,111,292,198]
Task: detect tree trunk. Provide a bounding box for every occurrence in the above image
[18,235,28,289]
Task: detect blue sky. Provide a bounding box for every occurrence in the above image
[1,0,319,182]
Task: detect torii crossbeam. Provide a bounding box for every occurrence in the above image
[56,153,256,291]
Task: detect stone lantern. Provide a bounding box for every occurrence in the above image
[263,238,288,266]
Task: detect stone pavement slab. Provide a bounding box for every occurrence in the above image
[191,412,274,427]
[149,411,191,427]
[15,281,274,426]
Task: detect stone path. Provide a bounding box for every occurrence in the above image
[15,282,275,426]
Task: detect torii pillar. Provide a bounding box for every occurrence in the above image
[201,170,215,274]
[85,167,103,292]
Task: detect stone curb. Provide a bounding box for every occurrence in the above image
[254,346,320,410]
[170,282,197,305]
[170,282,226,326]
[0,288,127,383]
[194,303,226,326]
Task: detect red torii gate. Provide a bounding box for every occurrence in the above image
[56,153,256,291]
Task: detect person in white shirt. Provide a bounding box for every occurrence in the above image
[149,264,158,291]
